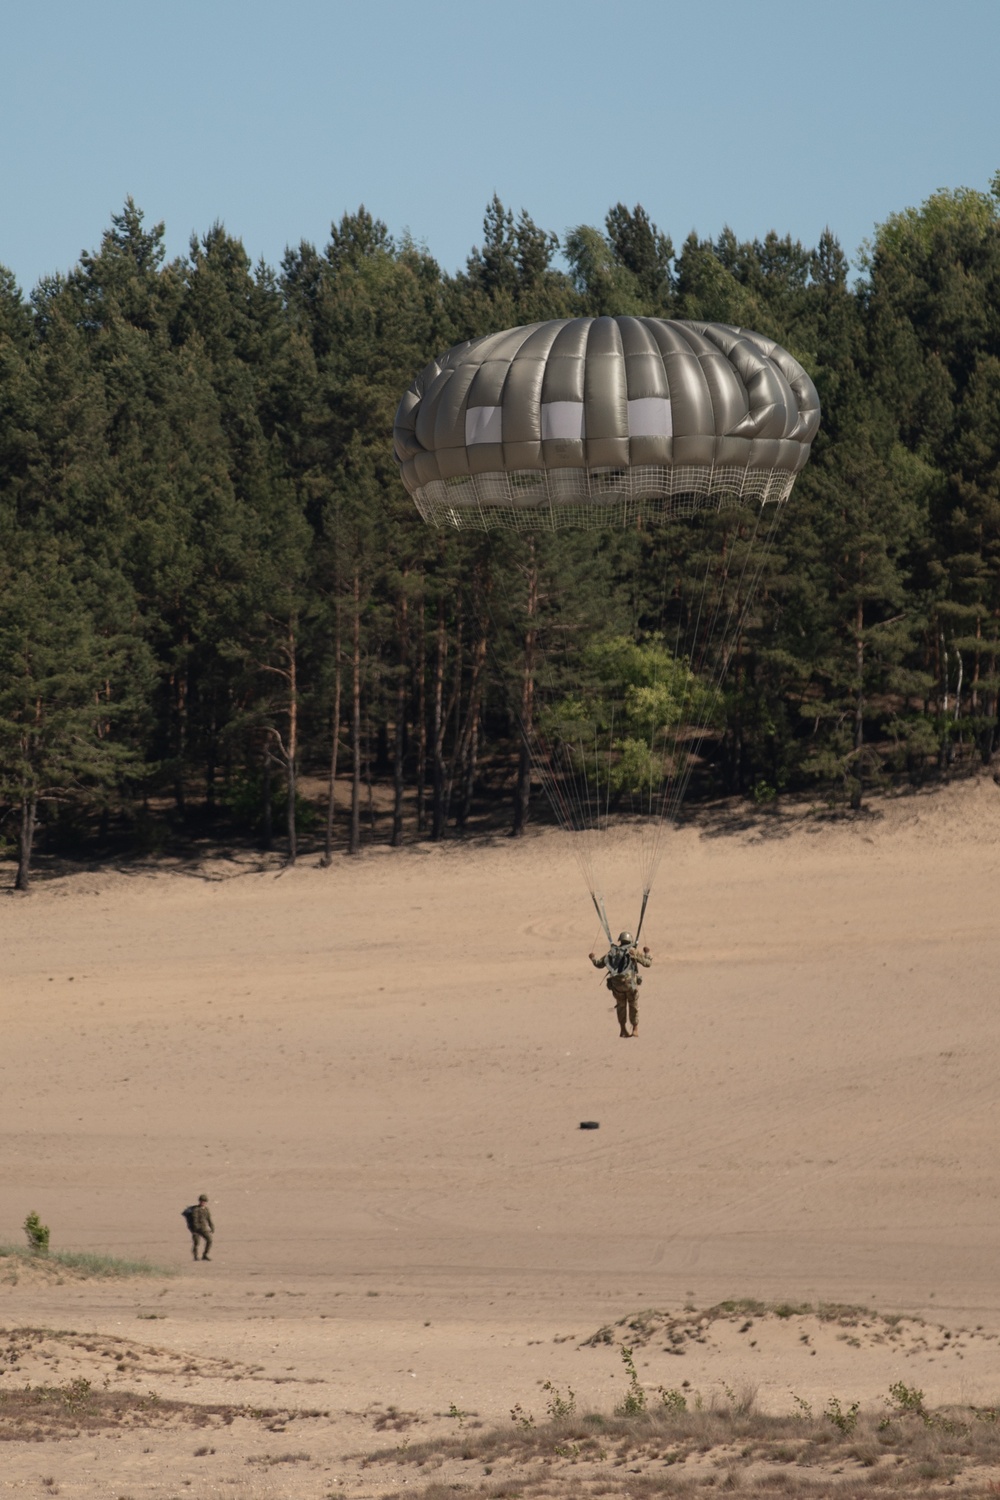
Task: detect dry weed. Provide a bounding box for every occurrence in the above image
[364,1393,1000,1499]
[0,1376,327,1440]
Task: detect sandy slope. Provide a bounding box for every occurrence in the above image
[3,776,1000,1496]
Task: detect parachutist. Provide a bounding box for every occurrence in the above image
[395,319,819,919]
[590,932,651,1037]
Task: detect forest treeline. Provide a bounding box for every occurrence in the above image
[2,181,1000,887]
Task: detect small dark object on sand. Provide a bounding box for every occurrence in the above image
[579,1121,600,1130]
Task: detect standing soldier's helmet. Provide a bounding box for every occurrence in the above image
[618,932,633,946]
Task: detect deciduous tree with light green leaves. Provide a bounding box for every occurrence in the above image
[542,635,713,803]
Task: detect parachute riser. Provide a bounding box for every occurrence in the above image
[591,892,613,945]
[634,889,651,946]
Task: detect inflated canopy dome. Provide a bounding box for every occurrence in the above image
[394,316,820,531]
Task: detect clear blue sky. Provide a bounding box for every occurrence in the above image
[3,0,999,295]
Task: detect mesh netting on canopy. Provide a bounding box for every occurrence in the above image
[393,316,820,942]
[394,316,819,531]
[409,464,797,533]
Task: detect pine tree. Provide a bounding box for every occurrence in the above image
[0,540,152,888]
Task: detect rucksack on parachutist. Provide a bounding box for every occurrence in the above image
[605,944,633,977]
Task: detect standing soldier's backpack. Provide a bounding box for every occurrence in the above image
[182,1205,197,1232]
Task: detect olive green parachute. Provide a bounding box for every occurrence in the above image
[393,316,820,532]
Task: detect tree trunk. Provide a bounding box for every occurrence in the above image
[415,594,427,835]
[285,619,298,866]
[939,628,952,770]
[391,589,408,847]
[205,686,217,814]
[349,571,362,855]
[972,613,981,715]
[849,594,865,810]
[447,629,486,829]
[457,562,490,832]
[853,596,865,754]
[322,599,343,865]
[940,629,949,716]
[375,721,390,776]
[511,540,538,836]
[431,593,447,841]
[365,712,376,837]
[441,608,466,829]
[173,653,188,816]
[15,787,37,893]
[458,717,479,830]
[726,646,745,796]
[261,744,273,850]
[981,627,998,763]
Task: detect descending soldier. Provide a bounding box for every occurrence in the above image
[589,932,652,1038]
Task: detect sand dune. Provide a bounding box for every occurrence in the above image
[3,775,1000,1495]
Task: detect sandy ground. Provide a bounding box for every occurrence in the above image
[3,775,1000,1496]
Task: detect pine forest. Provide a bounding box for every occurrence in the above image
[3,182,1000,888]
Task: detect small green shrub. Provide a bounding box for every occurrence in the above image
[659,1386,688,1415]
[824,1396,860,1433]
[887,1381,927,1418]
[614,1344,646,1416]
[542,1380,576,1419]
[24,1211,50,1255]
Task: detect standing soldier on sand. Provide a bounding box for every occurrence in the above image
[589,932,652,1038]
[188,1195,214,1261]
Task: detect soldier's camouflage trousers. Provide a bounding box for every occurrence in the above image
[609,979,638,1031]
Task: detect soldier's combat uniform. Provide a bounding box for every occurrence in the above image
[590,934,652,1037]
[190,1196,214,1261]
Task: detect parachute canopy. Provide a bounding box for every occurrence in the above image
[393,316,820,531]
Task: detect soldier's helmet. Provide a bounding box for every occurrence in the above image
[618,932,633,946]
[198,1195,208,1203]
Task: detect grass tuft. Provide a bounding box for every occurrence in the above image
[0,1243,175,1278]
